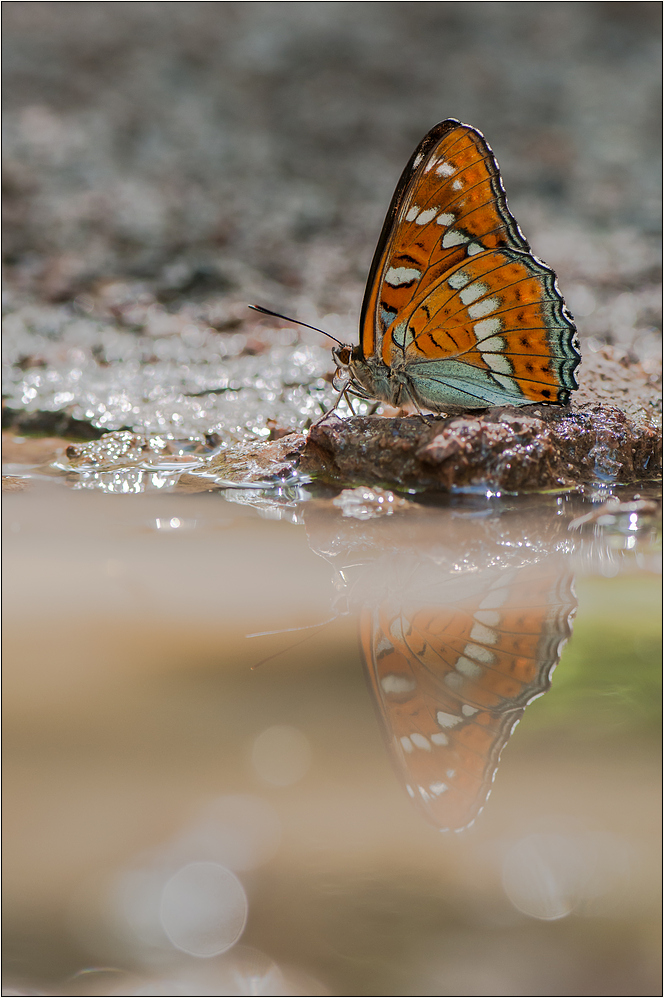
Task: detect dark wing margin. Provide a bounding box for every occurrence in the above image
[359,120,463,339]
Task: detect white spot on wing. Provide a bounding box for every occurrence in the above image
[431,732,449,746]
[460,281,489,306]
[436,161,455,176]
[470,622,499,644]
[388,617,403,641]
[447,269,471,290]
[437,710,462,728]
[462,705,479,716]
[474,609,501,627]
[474,316,503,338]
[479,588,509,609]
[467,242,484,255]
[385,266,421,287]
[429,782,448,796]
[390,321,409,348]
[405,205,420,222]
[412,153,423,168]
[411,733,432,751]
[455,656,483,679]
[380,674,416,694]
[468,297,500,320]
[436,212,455,226]
[445,672,464,691]
[463,642,496,664]
[485,354,514,375]
[442,230,469,248]
[415,207,438,225]
[478,336,506,353]
[400,735,414,753]
[452,179,463,190]
[493,373,520,394]
[375,635,394,655]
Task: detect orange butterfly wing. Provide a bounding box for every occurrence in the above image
[358,120,579,406]
[361,565,576,831]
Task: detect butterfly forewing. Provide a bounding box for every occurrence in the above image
[361,565,576,831]
[358,119,579,408]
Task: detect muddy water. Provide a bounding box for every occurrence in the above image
[2,472,661,997]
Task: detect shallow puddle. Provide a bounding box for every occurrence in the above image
[2,468,661,996]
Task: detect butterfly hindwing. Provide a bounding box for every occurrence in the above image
[394,250,579,405]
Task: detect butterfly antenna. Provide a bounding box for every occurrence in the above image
[248,616,338,670]
[248,304,345,347]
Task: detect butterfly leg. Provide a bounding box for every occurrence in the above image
[402,383,432,425]
[320,388,346,419]
[342,387,357,416]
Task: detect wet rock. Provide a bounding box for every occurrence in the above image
[300,349,661,492]
[266,418,300,441]
[63,431,168,469]
[59,430,219,476]
[181,431,306,487]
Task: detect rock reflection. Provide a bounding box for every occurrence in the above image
[304,500,578,832]
[71,469,181,493]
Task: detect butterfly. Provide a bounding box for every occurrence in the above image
[360,562,576,831]
[330,118,580,412]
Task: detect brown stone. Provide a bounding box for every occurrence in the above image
[299,348,662,492]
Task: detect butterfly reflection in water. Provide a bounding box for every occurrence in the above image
[253,118,580,412]
[360,561,576,831]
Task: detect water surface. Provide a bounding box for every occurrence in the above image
[3,468,660,996]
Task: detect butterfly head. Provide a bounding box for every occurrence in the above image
[332,343,381,401]
[332,344,353,369]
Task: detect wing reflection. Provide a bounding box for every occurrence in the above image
[360,562,576,832]
[303,498,578,833]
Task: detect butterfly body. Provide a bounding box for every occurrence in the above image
[336,119,580,411]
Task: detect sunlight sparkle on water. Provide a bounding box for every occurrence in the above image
[153,517,198,532]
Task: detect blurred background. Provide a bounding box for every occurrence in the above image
[2,2,662,324]
[3,1,662,441]
[2,4,662,996]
